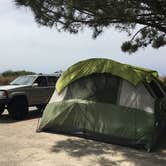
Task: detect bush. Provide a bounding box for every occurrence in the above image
[0,70,36,85]
[2,70,35,77]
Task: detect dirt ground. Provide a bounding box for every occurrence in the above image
[0,108,166,166]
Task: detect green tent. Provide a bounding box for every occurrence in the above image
[38,58,166,151]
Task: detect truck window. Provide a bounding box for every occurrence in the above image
[35,76,47,87]
[48,76,58,86]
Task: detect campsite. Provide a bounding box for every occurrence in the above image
[0,109,166,166]
[1,0,166,166]
[1,58,166,166]
[38,58,166,152]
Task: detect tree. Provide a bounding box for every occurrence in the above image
[15,0,166,53]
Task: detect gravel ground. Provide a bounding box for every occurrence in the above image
[0,108,166,166]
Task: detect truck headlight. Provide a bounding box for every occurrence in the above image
[0,91,8,99]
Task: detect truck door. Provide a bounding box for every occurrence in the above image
[29,76,49,105]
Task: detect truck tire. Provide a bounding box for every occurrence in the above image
[8,97,28,120]
[0,105,5,115]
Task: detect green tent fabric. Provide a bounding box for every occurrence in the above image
[38,99,157,150]
[38,58,166,151]
[56,58,159,93]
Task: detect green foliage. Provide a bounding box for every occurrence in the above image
[2,70,36,77]
[121,42,138,54]
[0,70,36,85]
[14,0,166,53]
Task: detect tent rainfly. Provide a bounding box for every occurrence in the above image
[38,58,166,151]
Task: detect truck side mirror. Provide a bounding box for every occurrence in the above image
[32,83,38,87]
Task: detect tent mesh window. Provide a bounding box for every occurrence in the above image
[63,73,121,104]
[119,80,155,113]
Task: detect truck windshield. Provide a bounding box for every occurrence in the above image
[10,76,37,85]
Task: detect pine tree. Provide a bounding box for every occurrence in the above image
[15,0,166,53]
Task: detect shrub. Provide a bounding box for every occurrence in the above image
[0,70,36,85]
[2,70,35,77]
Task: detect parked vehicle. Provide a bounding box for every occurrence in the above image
[0,74,58,120]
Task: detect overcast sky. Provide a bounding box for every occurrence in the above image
[0,0,166,75]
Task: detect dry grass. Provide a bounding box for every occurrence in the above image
[0,76,16,85]
[0,70,36,85]
[160,77,166,86]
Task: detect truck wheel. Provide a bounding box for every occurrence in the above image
[8,97,28,120]
[0,105,5,115]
